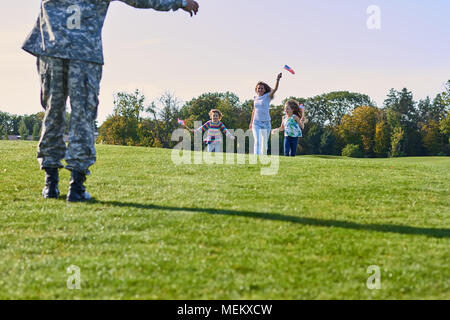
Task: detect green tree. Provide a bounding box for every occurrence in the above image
[287,92,374,127]
[421,120,444,155]
[439,111,450,155]
[384,88,417,121]
[384,88,423,156]
[236,99,253,130]
[417,96,447,123]
[439,80,450,107]
[342,144,363,158]
[437,81,450,154]
[8,114,21,135]
[319,127,337,155]
[337,106,379,157]
[32,122,40,141]
[269,103,284,130]
[374,118,391,157]
[440,111,450,137]
[97,115,120,145]
[0,111,8,131]
[354,106,378,156]
[97,89,147,146]
[323,91,375,126]
[18,118,29,140]
[390,127,405,157]
[180,92,241,129]
[417,97,433,121]
[304,124,323,154]
[153,91,182,148]
[137,118,159,148]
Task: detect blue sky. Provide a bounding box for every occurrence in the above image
[0,0,449,124]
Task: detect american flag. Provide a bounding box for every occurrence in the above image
[284,65,295,75]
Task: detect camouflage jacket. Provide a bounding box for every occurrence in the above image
[22,0,187,65]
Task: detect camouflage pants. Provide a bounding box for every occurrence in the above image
[37,55,102,175]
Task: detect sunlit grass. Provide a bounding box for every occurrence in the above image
[0,141,449,299]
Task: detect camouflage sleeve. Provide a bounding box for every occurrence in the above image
[115,0,186,11]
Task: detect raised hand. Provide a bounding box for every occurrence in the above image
[183,0,199,17]
[277,73,282,81]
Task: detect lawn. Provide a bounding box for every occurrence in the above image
[0,141,449,299]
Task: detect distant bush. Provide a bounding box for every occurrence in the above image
[342,144,363,158]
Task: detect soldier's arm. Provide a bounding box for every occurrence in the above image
[115,0,199,16]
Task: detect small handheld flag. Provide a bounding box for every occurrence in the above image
[177,119,186,126]
[300,104,305,111]
[284,65,295,75]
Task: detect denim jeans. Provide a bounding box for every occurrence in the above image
[284,136,299,157]
[206,141,222,153]
[252,120,271,155]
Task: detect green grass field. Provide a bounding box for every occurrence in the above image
[0,141,449,299]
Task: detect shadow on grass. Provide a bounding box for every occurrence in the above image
[90,200,450,239]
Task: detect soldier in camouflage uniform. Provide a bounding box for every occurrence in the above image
[23,0,199,202]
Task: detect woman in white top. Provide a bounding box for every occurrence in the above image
[250,73,282,155]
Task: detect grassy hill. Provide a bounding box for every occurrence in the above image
[0,141,449,299]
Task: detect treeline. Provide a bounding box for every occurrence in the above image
[0,111,45,140]
[97,81,450,157]
[0,112,79,140]
[2,81,449,157]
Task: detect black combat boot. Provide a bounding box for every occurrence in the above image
[42,167,60,199]
[67,170,91,202]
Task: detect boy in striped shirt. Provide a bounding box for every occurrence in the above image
[186,109,235,152]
